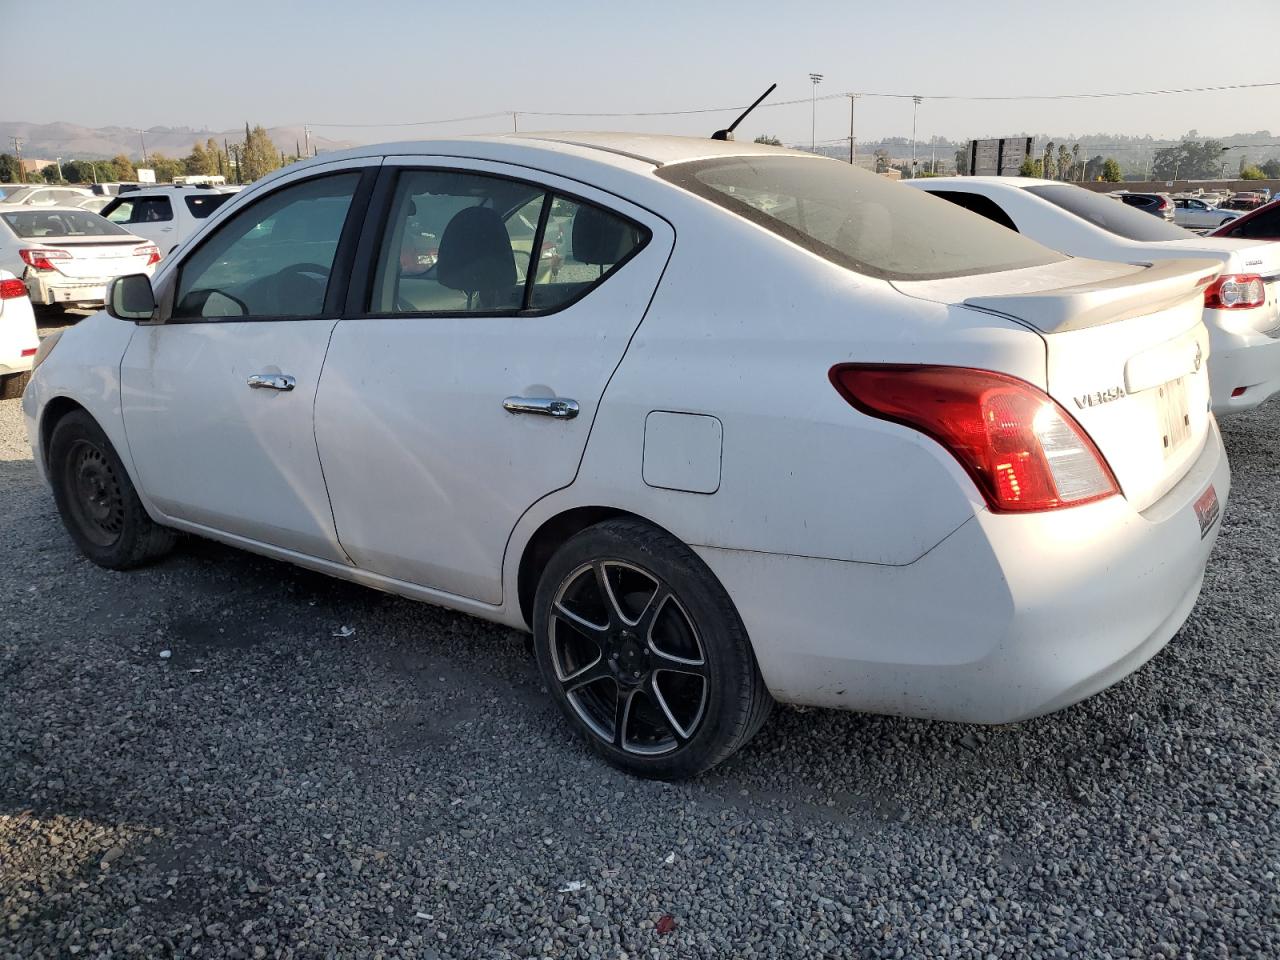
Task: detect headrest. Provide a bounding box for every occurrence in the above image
[571,205,634,266]
[436,206,516,295]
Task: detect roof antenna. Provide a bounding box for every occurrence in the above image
[712,83,777,141]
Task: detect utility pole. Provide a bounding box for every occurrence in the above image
[846,94,859,165]
[304,125,311,158]
[139,129,148,165]
[809,73,824,152]
[512,111,519,133]
[9,136,24,183]
[910,96,922,179]
[55,156,63,182]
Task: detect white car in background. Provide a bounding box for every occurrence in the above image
[0,185,94,207]
[0,205,159,309]
[23,136,1228,778]
[1172,197,1242,231]
[906,177,1280,413]
[1,267,39,398]
[100,185,239,254]
[71,195,111,215]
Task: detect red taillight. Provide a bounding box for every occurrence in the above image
[18,248,72,272]
[136,243,161,266]
[0,278,27,299]
[1204,274,1265,310]
[21,348,37,357]
[1157,197,1170,210]
[830,365,1120,513]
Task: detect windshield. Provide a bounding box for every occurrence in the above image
[657,156,1064,280]
[1,209,132,239]
[1026,185,1192,242]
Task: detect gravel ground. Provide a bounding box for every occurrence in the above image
[1,383,1277,959]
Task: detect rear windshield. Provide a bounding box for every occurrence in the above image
[656,156,1063,280]
[1,209,131,239]
[1026,185,1191,242]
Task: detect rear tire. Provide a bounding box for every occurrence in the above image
[48,410,176,570]
[1,371,30,400]
[532,517,772,780]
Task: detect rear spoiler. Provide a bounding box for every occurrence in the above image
[964,258,1223,334]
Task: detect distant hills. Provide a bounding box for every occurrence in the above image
[0,121,356,163]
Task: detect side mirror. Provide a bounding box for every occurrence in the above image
[106,273,157,322]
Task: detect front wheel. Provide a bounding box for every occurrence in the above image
[48,410,176,569]
[533,518,772,779]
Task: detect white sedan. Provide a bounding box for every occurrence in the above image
[23,136,1228,778]
[905,177,1280,413]
[1172,197,1242,230]
[0,267,39,398]
[0,204,160,309]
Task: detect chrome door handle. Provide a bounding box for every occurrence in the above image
[247,374,296,392]
[503,396,579,420]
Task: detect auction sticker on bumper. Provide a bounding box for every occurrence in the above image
[1194,484,1220,539]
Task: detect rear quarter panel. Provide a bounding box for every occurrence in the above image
[507,197,1048,576]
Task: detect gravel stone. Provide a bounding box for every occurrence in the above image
[1,372,1278,959]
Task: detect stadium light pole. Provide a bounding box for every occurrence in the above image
[809,73,824,152]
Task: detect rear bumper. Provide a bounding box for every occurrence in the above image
[24,274,109,307]
[0,355,34,376]
[697,420,1229,724]
[1206,316,1280,413]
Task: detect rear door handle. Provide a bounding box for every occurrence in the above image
[503,396,579,420]
[247,374,296,392]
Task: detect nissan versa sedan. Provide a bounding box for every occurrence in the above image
[23,135,1229,778]
[905,177,1280,413]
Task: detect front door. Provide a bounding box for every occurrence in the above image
[120,162,374,561]
[314,159,673,603]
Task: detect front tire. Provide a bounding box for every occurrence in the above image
[48,410,176,569]
[533,518,772,779]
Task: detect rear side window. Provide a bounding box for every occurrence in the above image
[657,156,1061,280]
[185,194,233,218]
[1,209,131,238]
[103,196,174,224]
[370,169,647,315]
[1223,205,1280,240]
[1026,185,1191,242]
[925,190,1019,232]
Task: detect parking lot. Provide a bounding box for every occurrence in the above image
[0,380,1276,958]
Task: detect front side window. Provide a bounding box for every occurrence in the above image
[1026,185,1191,242]
[371,170,647,314]
[657,156,1061,280]
[173,173,359,319]
[104,196,173,224]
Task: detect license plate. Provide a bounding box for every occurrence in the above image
[57,286,105,303]
[1194,484,1220,539]
[1157,377,1191,457]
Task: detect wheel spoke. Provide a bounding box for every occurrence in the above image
[635,585,672,635]
[560,656,611,693]
[552,601,608,637]
[649,647,708,677]
[646,675,698,743]
[594,561,634,628]
[612,688,636,748]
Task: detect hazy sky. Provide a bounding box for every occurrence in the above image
[6,0,1278,145]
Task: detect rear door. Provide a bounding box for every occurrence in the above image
[120,160,376,560]
[314,158,674,603]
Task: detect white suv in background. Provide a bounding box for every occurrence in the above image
[100,185,240,253]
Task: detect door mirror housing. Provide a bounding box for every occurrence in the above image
[106,273,157,322]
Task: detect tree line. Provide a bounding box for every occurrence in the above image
[0,124,307,186]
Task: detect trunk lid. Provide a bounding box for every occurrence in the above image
[895,257,1220,512]
[36,238,151,279]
